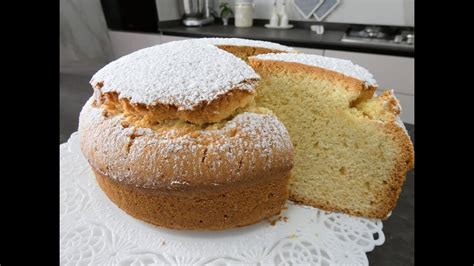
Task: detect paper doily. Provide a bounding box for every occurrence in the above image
[60,132,385,265]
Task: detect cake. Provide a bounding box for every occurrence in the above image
[248,53,414,219]
[79,37,414,228]
[79,40,294,230]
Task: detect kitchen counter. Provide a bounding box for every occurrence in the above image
[368,130,414,265]
[159,21,414,57]
[60,72,414,265]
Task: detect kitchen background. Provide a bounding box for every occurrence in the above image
[60,0,414,143]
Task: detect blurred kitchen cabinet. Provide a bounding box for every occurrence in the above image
[108,30,162,58]
[324,50,414,96]
[293,47,324,56]
[160,35,192,44]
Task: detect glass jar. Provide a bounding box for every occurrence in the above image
[234,0,254,27]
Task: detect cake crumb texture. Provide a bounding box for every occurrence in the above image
[249,56,414,219]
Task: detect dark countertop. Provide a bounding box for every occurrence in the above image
[159,21,414,57]
[367,128,414,265]
[60,72,414,265]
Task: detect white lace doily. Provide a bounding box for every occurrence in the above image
[60,132,385,265]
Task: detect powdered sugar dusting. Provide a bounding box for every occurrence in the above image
[252,53,378,86]
[79,98,293,188]
[90,40,260,110]
[199,38,296,52]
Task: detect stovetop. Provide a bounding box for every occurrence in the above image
[341,25,414,48]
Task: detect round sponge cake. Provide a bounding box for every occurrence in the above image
[79,37,413,227]
[79,39,294,230]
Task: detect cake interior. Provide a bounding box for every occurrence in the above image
[250,60,412,218]
[99,91,270,135]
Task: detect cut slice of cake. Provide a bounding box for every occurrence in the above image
[249,53,414,219]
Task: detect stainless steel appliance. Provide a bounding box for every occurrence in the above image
[182,0,214,26]
[341,25,415,47]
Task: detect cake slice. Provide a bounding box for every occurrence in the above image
[249,53,414,219]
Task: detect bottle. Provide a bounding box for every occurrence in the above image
[270,0,279,27]
[279,0,289,27]
[235,0,254,27]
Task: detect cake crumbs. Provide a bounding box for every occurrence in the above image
[268,215,288,226]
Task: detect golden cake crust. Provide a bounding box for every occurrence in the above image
[95,170,290,230]
[94,80,257,126]
[79,98,293,189]
[79,97,294,229]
